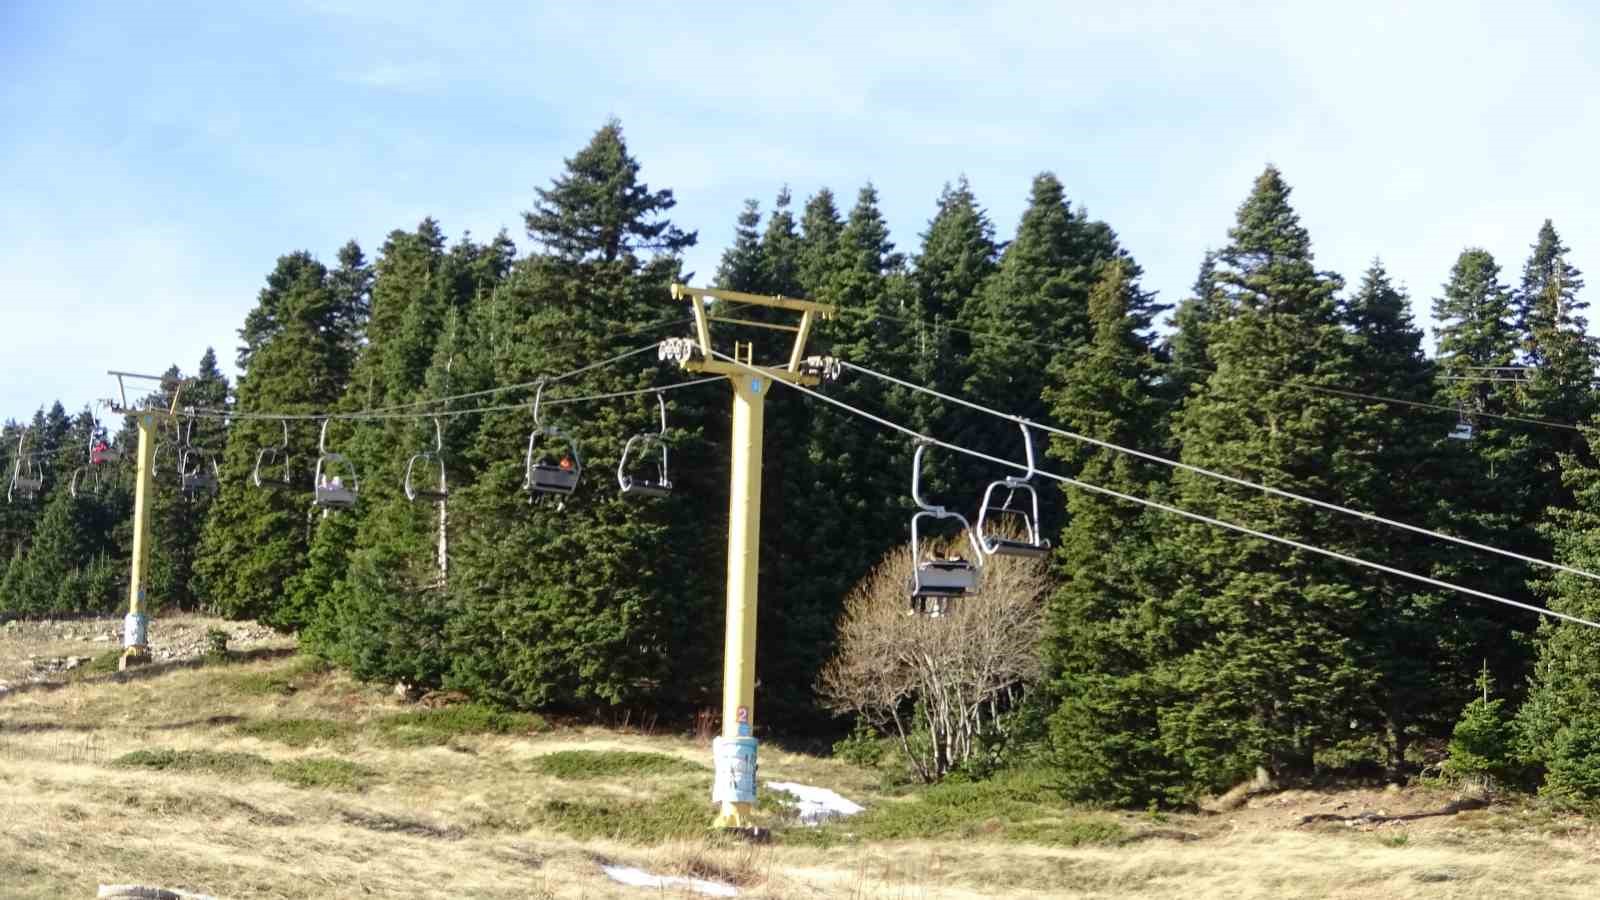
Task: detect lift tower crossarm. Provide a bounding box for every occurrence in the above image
[667,283,834,833]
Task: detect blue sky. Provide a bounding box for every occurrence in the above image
[3,1,1598,424]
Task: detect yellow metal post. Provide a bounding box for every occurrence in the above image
[713,371,766,828]
[671,284,833,833]
[120,411,159,670]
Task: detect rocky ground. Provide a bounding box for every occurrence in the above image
[0,615,289,694]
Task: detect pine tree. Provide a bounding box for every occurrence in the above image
[753,184,916,725]
[1163,252,1221,416]
[146,350,229,611]
[1043,260,1180,804]
[302,226,504,685]
[1514,221,1594,518]
[1516,429,1600,796]
[1135,166,1387,793]
[1515,220,1587,352]
[797,189,844,297]
[1431,248,1546,689]
[445,120,720,709]
[195,251,356,623]
[908,177,998,444]
[716,199,766,291]
[760,187,803,297]
[523,118,693,265]
[1338,262,1469,771]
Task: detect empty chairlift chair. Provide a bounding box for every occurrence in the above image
[404,417,448,503]
[253,420,293,489]
[175,415,220,498]
[617,392,672,499]
[906,441,984,617]
[976,422,1051,560]
[8,429,44,503]
[1449,404,1474,441]
[524,383,582,500]
[313,418,359,510]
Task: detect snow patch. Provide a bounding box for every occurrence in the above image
[766,781,865,826]
[600,864,739,897]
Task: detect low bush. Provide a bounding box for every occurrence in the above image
[528,750,703,780]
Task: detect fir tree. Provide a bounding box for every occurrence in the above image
[759,187,803,297]
[446,120,720,709]
[523,118,694,265]
[1431,248,1545,688]
[1515,220,1587,352]
[716,198,766,291]
[195,252,356,623]
[797,189,844,297]
[1338,262,1467,771]
[1513,221,1594,518]
[1139,166,1384,792]
[1516,429,1600,797]
[1043,260,1179,804]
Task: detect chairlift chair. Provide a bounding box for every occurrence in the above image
[906,441,984,616]
[313,418,359,510]
[523,383,581,498]
[70,431,107,499]
[70,466,99,500]
[404,418,448,503]
[90,439,121,466]
[253,420,293,489]
[9,429,44,503]
[976,422,1052,560]
[617,392,672,499]
[179,447,220,497]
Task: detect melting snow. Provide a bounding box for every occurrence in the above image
[600,864,739,897]
[766,781,865,826]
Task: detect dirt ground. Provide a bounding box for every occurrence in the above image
[0,614,291,691]
[3,632,1600,898]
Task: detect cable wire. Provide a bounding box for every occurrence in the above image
[830,304,1594,434]
[840,359,1600,585]
[705,348,1600,632]
[192,342,670,423]
[183,376,726,424]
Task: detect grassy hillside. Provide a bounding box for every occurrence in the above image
[2,647,1599,898]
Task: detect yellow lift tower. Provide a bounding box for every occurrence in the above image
[665,284,836,831]
[106,371,186,672]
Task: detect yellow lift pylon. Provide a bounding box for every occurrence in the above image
[667,284,836,831]
[106,370,186,672]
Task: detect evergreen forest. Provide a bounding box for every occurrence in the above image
[6,119,1600,808]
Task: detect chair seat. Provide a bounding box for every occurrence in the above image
[621,478,671,498]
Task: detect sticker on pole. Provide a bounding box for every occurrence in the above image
[712,736,758,804]
[751,378,762,394]
[736,706,751,736]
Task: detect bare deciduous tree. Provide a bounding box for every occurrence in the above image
[818,531,1050,782]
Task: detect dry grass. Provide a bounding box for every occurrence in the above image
[4,652,1600,898]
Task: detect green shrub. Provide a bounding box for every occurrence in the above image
[235,718,351,748]
[370,703,547,747]
[205,628,231,661]
[832,720,886,769]
[537,790,711,843]
[829,768,1119,845]
[271,757,376,791]
[111,749,272,777]
[1443,669,1516,788]
[1541,718,1600,808]
[227,657,328,696]
[527,750,703,780]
